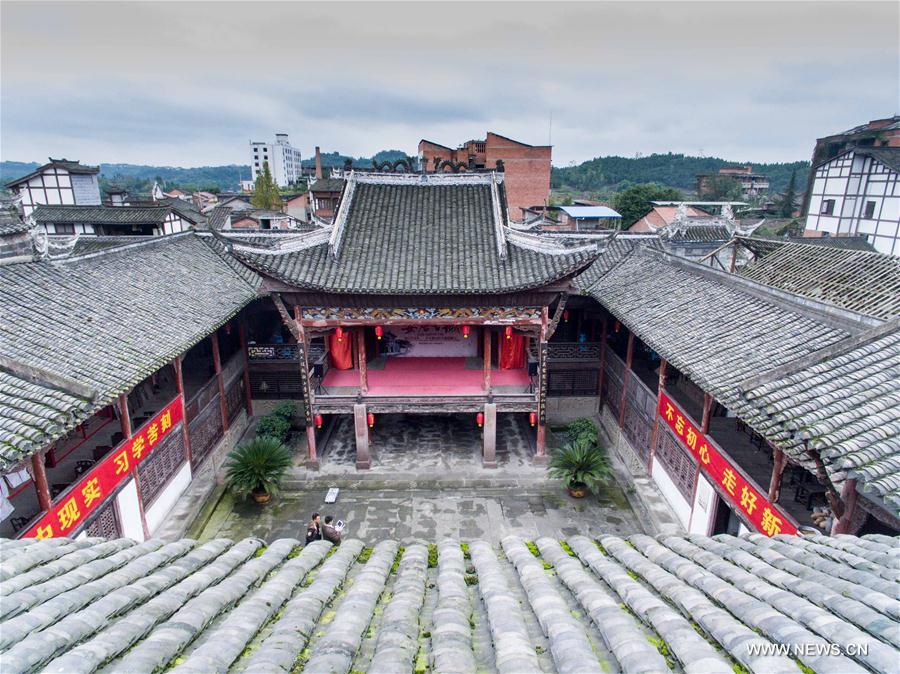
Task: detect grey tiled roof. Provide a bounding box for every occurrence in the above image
[308,177,346,193]
[4,160,99,188]
[667,223,731,242]
[0,233,261,469]
[0,209,29,236]
[854,147,900,173]
[205,205,230,231]
[0,533,896,674]
[32,205,171,226]
[741,321,900,511]
[736,236,900,321]
[236,180,598,294]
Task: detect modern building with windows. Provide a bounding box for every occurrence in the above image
[249,133,303,187]
[804,147,900,255]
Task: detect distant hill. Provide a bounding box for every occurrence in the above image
[3,150,808,196]
[551,153,809,195]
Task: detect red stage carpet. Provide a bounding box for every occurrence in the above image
[322,357,530,395]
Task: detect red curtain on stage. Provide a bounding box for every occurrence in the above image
[500,332,526,370]
[329,333,353,370]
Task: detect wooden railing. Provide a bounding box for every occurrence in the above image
[247,343,300,361]
[547,342,602,361]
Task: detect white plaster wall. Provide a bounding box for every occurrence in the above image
[651,459,692,529]
[146,462,192,534]
[116,478,145,541]
[689,475,715,534]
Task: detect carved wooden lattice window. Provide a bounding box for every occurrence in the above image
[602,362,623,418]
[84,497,120,539]
[225,377,244,422]
[189,397,224,469]
[548,369,598,396]
[654,426,697,500]
[622,401,652,463]
[249,369,303,399]
[137,427,186,506]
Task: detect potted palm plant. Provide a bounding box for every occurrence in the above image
[548,439,612,498]
[224,436,293,504]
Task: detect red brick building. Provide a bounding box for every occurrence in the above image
[418,132,551,219]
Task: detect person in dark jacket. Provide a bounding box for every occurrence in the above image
[322,515,342,546]
[305,513,321,545]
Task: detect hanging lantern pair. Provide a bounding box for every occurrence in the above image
[375,325,383,340]
[367,412,375,428]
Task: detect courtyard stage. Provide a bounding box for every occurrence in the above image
[321,356,531,395]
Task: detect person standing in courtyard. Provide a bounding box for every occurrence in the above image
[322,515,342,546]
[305,512,322,545]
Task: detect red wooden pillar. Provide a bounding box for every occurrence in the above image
[535,307,550,461]
[357,328,368,394]
[118,392,150,539]
[295,306,318,468]
[483,327,492,392]
[617,331,635,428]
[211,330,229,432]
[238,319,254,417]
[597,317,608,400]
[173,357,193,465]
[31,451,52,512]
[831,479,859,535]
[768,448,786,502]
[647,358,667,470]
[700,394,713,434]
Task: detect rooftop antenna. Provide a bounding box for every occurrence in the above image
[548,110,553,146]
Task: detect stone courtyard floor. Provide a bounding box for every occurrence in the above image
[195,413,645,544]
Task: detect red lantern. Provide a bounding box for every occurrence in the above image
[314,414,323,429]
[529,412,537,427]
[613,320,620,333]
[461,325,470,339]
[367,412,375,428]
[335,326,344,342]
[504,326,513,340]
[225,322,232,334]
[563,310,570,323]
[476,412,484,427]
[375,325,383,340]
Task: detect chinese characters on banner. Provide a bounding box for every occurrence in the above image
[23,396,184,539]
[657,391,797,536]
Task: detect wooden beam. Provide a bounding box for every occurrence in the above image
[31,451,52,512]
[768,447,786,502]
[117,393,132,439]
[118,392,150,540]
[294,305,318,469]
[211,330,229,432]
[597,317,608,400]
[618,331,635,428]
[831,479,859,535]
[700,393,713,434]
[544,292,569,341]
[483,327,492,392]
[357,328,368,394]
[647,358,667,470]
[272,293,301,341]
[173,357,193,465]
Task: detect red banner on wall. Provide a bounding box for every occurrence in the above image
[23,396,184,539]
[657,391,797,536]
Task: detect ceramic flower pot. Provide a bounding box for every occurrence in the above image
[567,482,588,498]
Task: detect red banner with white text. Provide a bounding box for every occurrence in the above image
[23,396,184,539]
[657,391,797,536]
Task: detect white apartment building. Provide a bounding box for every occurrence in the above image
[805,147,900,255]
[249,133,302,187]
[4,159,101,217]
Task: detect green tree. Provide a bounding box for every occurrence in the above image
[778,170,797,218]
[612,183,683,227]
[251,161,281,209]
[698,174,743,202]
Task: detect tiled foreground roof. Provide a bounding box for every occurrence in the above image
[741,321,900,511]
[0,534,896,674]
[0,234,261,470]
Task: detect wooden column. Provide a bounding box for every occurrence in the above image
[173,357,193,465]
[647,358,667,470]
[294,306,318,469]
[31,451,52,512]
[482,403,498,468]
[700,393,713,434]
[211,330,229,431]
[118,392,150,540]
[597,317,608,401]
[353,403,371,470]
[357,328,368,394]
[238,319,254,417]
[483,327,492,392]
[831,479,859,535]
[535,306,549,462]
[768,448,786,502]
[617,331,635,428]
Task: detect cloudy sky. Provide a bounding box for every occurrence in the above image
[2,1,897,167]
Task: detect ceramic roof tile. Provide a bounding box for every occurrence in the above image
[3,534,895,674]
